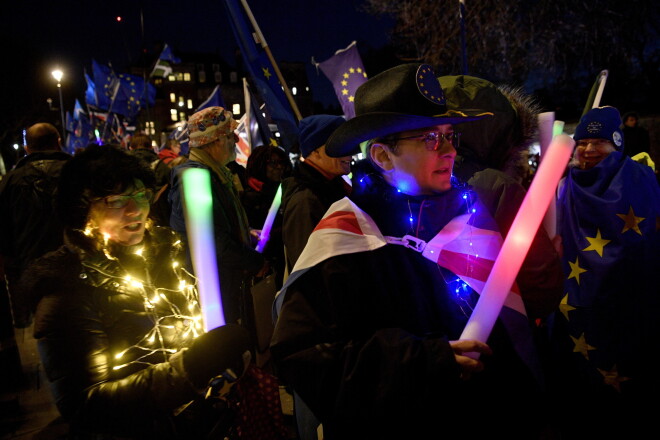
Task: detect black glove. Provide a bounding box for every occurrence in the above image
[183,324,252,389]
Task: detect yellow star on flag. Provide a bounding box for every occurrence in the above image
[341,80,348,86]
[570,333,596,360]
[582,229,611,257]
[342,89,349,96]
[349,67,355,73]
[567,257,587,284]
[343,73,349,79]
[348,96,354,102]
[269,138,278,147]
[616,206,645,235]
[597,365,631,392]
[357,67,362,73]
[559,293,576,320]
[262,67,272,79]
[363,72,367,78]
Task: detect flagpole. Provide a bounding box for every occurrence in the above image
[459,0,468,75]
[239,0,303,122]
[101,81,121,143]
[581,70,608,116]
[243,77,254,148]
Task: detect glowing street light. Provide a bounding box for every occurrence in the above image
[51,69,66,137]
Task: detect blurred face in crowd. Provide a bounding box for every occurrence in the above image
[371,124,457,195]
[265,152,288,182]
[624,115,637,128]
[88,179,152,246]
[573,138,616,170]
[307,144,352,178]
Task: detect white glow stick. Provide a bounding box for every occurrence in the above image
[460,135,574,352]
[538,112,556,239]
[181,168,225,331]
[255,183,282,253]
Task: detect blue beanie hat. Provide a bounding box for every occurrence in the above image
[573,106,624,151]
[299,115,346,158]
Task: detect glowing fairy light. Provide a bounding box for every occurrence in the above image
[79,223,203,373]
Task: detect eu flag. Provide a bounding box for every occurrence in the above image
[316,41,368,120]
[114,72,156,119]
[223,0,299,150]
[91,59,117,111]
[196,85,226,112]
[553,152,660,394]
[84,71,99,109]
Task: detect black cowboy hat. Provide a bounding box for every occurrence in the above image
[325,63,492,158]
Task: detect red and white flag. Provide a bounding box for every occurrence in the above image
[275,197,524,317]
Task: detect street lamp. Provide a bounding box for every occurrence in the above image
[51,69,66,137]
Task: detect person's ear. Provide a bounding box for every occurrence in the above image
[370,143,394,171]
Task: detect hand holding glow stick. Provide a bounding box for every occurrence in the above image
[255,183,282,253]
[181,168,225,332]
[459,135,574,355]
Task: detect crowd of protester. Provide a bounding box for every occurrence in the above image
[1,63,658,439]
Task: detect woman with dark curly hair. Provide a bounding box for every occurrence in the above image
[20,144,256,439]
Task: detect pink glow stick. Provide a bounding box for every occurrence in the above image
[459,134,574,353]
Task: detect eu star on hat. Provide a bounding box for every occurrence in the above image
[573,106,624,151]
[187,107,238,149]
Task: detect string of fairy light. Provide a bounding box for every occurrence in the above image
[81,225,203,371]
[356,173,480,313]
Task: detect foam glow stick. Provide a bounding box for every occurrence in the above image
[538,112,557,239]
[460,134,574,352]
[255,183,282,253]
[181,168,225,331]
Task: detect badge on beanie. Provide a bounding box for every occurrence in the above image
[612,131,622,147]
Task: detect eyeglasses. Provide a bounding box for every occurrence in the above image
[101,189,154,209]
[384,131,461,151]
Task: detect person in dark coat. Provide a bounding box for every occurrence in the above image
[271,64,549,439]
[169,107,268,326]
[241,145,292,289]
[281,115,351,272]
[20,144,254,439]
[0,122,70,327]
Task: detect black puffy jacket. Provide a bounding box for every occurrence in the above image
[26,227,230,439]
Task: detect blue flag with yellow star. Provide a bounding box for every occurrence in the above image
[223,0,299,150]
[316,41,368,120]
[91,59,116,111]
[554,151,660,393]
[113,72,156,119]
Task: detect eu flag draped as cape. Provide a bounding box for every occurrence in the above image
[555,151,660,391]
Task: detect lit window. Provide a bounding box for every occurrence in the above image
[292,87,297,96]
[170,109,178,121]
[168,74,176,82]
[179,112,186,121]
[178,97,184,107]
[183,72,191,81]
[232,103,241,115]
[187,99,193,109]
[176,72,183,81]
[169,93,176,103]
[198,71,206,83]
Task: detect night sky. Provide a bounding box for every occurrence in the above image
[0,0,395,147]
